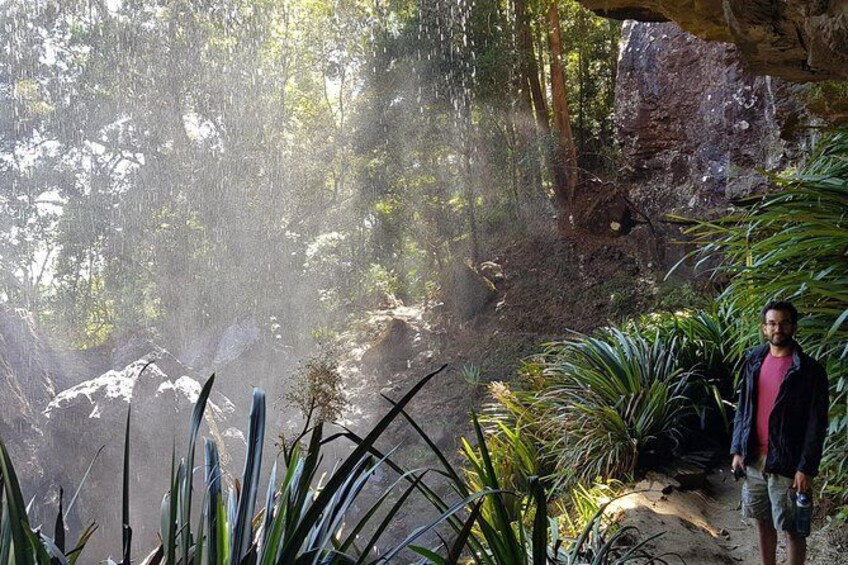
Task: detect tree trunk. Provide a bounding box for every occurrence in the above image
[513,0,545,213]
[546,0,579,222]
[516,0,548,131]
[462,91,481,263]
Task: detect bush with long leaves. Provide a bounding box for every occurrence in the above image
[622,307,744,431]
[138,367,483,564]
[534,329,694,489]
[1,363,684,564]
[673,129,848,361]
[406,411,682,564]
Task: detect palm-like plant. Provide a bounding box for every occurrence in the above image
[140,366,484,564]
[538,329,693,487]
[2,363,683,564]
[675,129,848,361]
[623,307,744,430]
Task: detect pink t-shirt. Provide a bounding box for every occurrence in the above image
[756,352,793,456]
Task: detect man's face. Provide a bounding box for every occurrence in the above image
[762,308,796,347]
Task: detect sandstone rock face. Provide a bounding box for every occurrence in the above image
[0,306,105,488]
[725,0,848,82]
[0,307,53,484]
[579,0,848,82]
[616,21,811,216]
[581,0,729,41]
[177,317,293,407]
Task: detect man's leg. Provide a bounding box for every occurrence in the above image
[765,470,807,564]
[742,458,777,565]
[757,518,778,565]
[785,531,806,565]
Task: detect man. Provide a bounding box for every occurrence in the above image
[730,301,828,565]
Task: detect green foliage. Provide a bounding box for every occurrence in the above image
[802,81,848,123]
[558,481,623,536]
[459,363,484,387]
[1,0,623,346]
[0,364,681,564]
[652,280,712,313]
[462,415,542,525]
[623,308,744,428]
[414,411,678,565]
[624,309,740,377]
[537,329,693,488]
[677,130,848,360]
[557,1,622,173]
[477,307,741,497]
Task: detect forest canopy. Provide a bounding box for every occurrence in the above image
[0,0,619,349]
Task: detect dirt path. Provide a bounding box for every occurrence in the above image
[612,470,846,564]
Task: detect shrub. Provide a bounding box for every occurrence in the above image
[1,364,678,565]
[623,307,745,431]
[283,350,347,423]
[477,311,741,494]
[537,329,693,488]
[676,129,848,360]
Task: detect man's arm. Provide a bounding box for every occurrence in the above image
[796,363,829,478]
[730,365,748,458]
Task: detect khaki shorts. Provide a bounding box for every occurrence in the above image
[741,456,798,532]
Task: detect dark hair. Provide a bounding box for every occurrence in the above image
[760,300,799,324]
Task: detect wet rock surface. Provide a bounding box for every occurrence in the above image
[0,306,110,492]
[361,317,416,371]
[441,260,498,321]
[616,21,812,218]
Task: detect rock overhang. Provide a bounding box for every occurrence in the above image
[578,0,848,82]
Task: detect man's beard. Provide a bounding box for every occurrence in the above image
[769,334,792,347]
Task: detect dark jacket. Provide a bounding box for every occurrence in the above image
[730,342,829,478]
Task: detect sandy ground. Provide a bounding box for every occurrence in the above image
[611,470,847,564]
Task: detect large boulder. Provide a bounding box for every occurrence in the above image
[361,317,416,371]
[0,306,88,488]
[0,308,50,456]
[177,317,296,411]
[578,0,848,82]
[616,21,812,216]
[41,355,243,558]
[441,261,498,321]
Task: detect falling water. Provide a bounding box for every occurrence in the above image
[762,75,782,170]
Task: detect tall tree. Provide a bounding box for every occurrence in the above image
[513,0,547,214]
[546,0,579,225]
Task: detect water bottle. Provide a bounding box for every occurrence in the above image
[796,492,812,537]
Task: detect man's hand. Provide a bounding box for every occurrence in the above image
[731,454,746,479]
[793,471,811,494]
